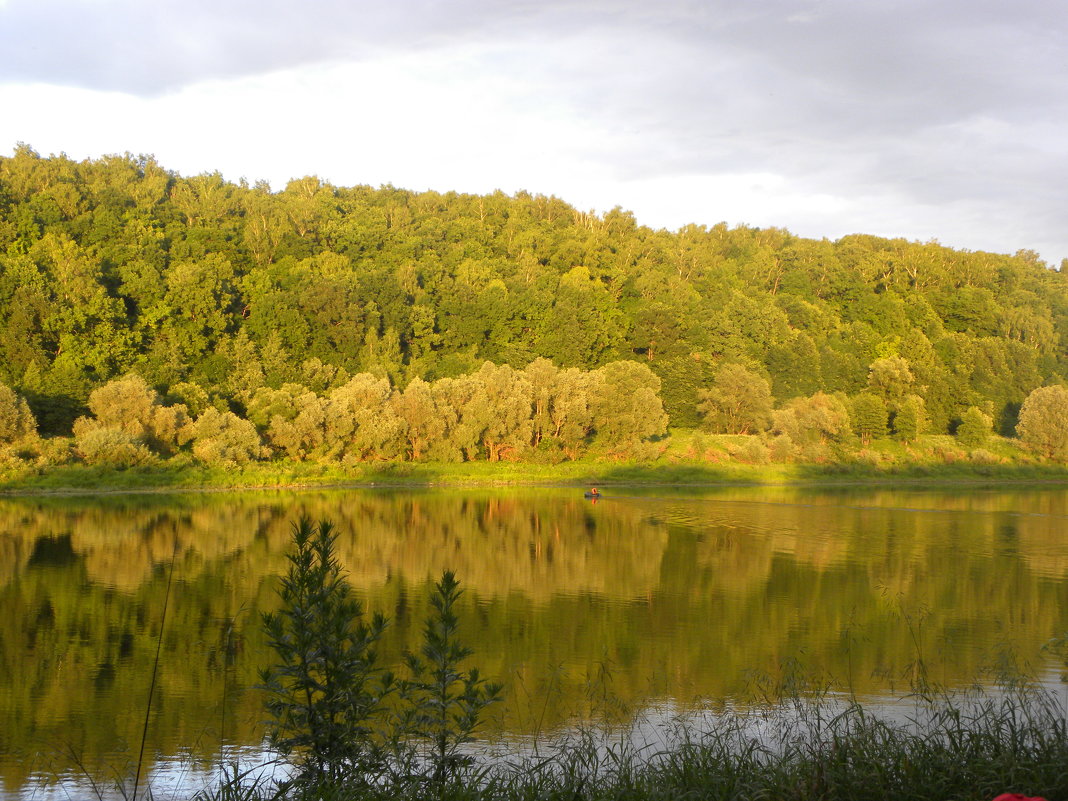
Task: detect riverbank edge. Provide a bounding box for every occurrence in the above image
[190,688,1068,801]
[2,458,1068,496]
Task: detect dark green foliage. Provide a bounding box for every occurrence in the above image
[850,393,888,443]
[260,517,393,787]
[892,395,926,442]
[765,332,822,400]
[260,519,500,799]
[0,383,36,444]
[647,355,716,428]
[957,406,993,448]
[396,572,503,789]
[20,359,91,435]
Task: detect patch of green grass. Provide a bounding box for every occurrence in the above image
[0,430,1066,495]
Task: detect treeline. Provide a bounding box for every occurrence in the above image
[690,359,1068,461]
[0,361,667,467]
[1,146,1067,440]
[5,362,1068,471]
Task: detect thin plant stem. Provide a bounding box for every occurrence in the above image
[133,539,179,801]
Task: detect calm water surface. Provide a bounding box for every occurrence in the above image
[3,485,1068,798]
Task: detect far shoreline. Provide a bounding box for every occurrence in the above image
[2,457,1068,497]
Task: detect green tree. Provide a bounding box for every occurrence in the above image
[0,384,36,445]
[267,391,328,461]
[697,363,773,434]
[259,518,501,796]
[300,357,350,394]
[212,331,266,402]
[260,517,392,788]
[19,358,92,435]
[893,394,927,442]
[395,572,502,788]
[537,266,620,367]
[391,377,444,461]
[160,253,237,359]
[850,392,888,444]
[765,332,822,400]
[33,233,136,377]
[548,367,595,459]
[4,150,1068,453]
[1016,386,1068,460]
[73,374,188,455]
[648,354,718,429]
[468,362,534,461]
[246,383,307,430]
[182,408,263,466]
[589,360,668,454]
[523,357,559,448]
[957,405,993,448]
[72,425,155,467]
[867,355,915,406]
[326,374,404,462]
[164,381,212,417]
[428,375,481,462]
[771,392,852,446]
[0,254,52,386]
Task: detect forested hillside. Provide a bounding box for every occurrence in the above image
[1,146,1065,449]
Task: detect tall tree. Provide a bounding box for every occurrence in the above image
[1016,386,1068,460]
[697,363,773,435]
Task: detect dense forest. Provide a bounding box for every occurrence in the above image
[1,145,1067,465]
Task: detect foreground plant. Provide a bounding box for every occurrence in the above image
[201,679,1068,801]
[260,517,393,789]
[258,518,500,799]
[394,571,503,791]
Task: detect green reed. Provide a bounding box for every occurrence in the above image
[131,537,180,801]
[196,679,1068,801]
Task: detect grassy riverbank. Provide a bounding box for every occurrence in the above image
[192,686,1068,801]
[1,431,1067,494]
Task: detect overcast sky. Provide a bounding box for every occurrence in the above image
[1,0,1065,265]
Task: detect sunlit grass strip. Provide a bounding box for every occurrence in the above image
[2,457,1068,494]
[195,686,1068,801]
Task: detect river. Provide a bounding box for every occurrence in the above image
[2,485,1068,799]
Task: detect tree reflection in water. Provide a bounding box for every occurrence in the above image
[2,486,1068,796]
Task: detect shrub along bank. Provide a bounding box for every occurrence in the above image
[1,352,1068,492]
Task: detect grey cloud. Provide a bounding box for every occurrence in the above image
[496,1,1068,257]
[3,0,1066,260]
[0,0,620,94]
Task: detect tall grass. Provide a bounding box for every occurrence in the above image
[196,681,1068,801]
